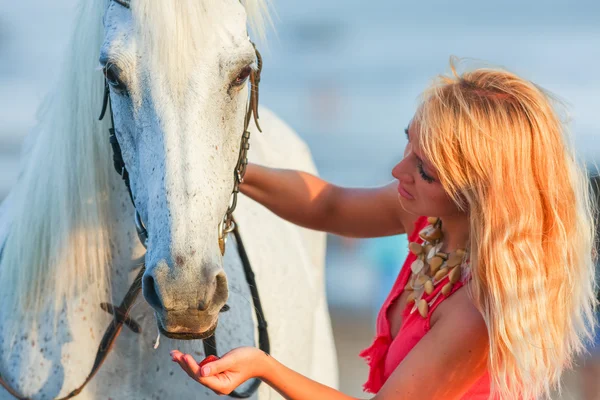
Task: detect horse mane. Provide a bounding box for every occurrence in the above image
[0,0,271,322]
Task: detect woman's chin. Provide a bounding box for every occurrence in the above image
[397,194,423,215]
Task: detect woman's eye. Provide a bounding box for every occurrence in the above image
[417,160,435,183]
[103,64,127,93]
[232,66,252,87]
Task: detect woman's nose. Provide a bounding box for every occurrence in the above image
[391,162,402,180]
[392,156,413,182]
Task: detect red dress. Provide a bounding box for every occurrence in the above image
[360,216,491,398]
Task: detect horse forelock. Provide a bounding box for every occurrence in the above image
[130,0,271,103]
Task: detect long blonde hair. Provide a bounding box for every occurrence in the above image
[415,59,597,399]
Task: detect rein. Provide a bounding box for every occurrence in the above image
[0,0,269,398]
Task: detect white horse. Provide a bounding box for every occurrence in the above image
[0,0,338,398]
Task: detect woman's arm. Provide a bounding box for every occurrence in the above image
[261,355,360,400]
[171,347,364,400]
[171,288,488,400]
[240,164,416,238]
[170,288,488,400]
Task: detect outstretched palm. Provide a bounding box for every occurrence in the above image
[170,347,265,395]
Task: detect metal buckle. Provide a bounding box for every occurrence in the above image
[218,216,236,256]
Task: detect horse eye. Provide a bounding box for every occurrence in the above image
[232,66,252,87]
[103,64,127,92]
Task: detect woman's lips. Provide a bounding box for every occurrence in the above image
[397,183,414,200]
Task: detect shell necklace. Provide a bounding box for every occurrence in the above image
[405,217,470,318]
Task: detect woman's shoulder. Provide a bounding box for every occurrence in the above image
[430,284,487,335]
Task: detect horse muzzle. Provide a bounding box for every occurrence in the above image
[155,311,219,340]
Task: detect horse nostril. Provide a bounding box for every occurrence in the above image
[142,274,164,311]
[212,271,229,308]
[197,300,209,312]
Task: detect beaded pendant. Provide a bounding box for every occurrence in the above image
[405,217,470,318]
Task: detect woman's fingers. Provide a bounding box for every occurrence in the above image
[183,354,202,377]
[199,354,235,377]
[170,348,251,396]
[170,350,184,361]
[170,350,234,379]
[170,351,200,380]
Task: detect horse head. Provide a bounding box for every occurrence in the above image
[100,0,265,340]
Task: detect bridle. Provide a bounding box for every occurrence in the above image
[0,0,269,398]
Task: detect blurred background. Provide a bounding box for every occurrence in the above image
[1,0,599,398]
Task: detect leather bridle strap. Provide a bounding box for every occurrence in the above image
[203,221,270,399]
[99,79,148,246]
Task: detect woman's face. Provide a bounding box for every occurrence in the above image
[392,121,463,219]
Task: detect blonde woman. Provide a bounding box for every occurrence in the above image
[171,62,597,399]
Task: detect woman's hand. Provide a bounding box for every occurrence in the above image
[172,347,359,400]
[170,347,267,396]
